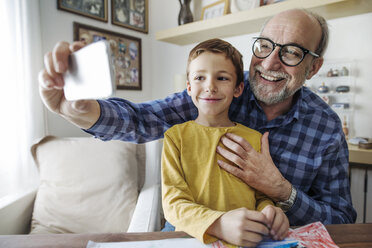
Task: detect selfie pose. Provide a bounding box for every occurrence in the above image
[39,8,356,245]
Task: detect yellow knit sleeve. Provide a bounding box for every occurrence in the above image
[255,190,274,212]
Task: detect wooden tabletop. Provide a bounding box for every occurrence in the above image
[325,223,372,248]
[0,223,371,248]
[348,143,372,165]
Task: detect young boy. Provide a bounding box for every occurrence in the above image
[161,39,289,247]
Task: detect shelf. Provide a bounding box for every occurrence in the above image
[314,75,351,79]
[155,0,372,45]
[332,106,354,112]
[316,91,353,96]
[306,59,355,128]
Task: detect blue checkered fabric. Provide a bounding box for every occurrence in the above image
[86,71,356,225]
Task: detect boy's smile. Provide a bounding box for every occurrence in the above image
[198,97,222,102]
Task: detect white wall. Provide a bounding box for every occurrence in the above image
[39,1,372,138]
[325,13,372,138]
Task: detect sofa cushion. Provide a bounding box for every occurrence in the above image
[30,136,142,234]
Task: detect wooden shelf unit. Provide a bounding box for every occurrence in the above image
[155,0,372,46]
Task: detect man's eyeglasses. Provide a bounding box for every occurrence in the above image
[252,37,319,67]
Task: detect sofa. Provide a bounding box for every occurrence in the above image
[0,136,163,235]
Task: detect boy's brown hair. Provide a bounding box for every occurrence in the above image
[186,38,244,87]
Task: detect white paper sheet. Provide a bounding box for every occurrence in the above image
[86,238,213,248]
[86,221,336,248]
[86,237,298,248]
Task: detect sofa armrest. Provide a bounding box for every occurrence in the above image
[0,188,37,234]
[127,184,161,232]
[127,139,163,232]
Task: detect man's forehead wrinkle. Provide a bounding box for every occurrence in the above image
[261,17,320,50]
[261,23,304,43]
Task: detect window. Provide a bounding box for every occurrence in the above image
[0,0,44,199]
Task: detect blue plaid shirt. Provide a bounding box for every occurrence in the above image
[86,72,356,225]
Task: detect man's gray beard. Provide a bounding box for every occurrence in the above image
[249,77,297,105]
[249,68,309,105]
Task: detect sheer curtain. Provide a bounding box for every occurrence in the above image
[0,0,45,199]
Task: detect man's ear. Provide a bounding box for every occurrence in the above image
[306,57,324,80]
[186,81,192,96]
[233,82,244,98]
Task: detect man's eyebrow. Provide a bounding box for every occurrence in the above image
[258,36,304,46]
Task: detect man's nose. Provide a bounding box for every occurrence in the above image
[261,47,282,71]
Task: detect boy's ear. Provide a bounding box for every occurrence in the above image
[186,81,192,96]
[233,82,244,98]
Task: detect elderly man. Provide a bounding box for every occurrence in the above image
[39,8,356,246]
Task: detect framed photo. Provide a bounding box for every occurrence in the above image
[73,22,142,90]
[262,0,286,5]
[230,0,262,13]
[57,0,108,22]
[201,0,229,20]
[111,0,148,33]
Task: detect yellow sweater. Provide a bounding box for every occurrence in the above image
[161,121,274,243]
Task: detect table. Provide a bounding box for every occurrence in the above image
[324,223,372,247]
[0,223,371,248]
[348,143,372,166]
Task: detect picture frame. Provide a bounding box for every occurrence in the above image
[262,0,286,5]
[57,0,108,22]
[73,22,142,90]
[111,0,148,33]
[201,0,229,20]
[230,0,262,13]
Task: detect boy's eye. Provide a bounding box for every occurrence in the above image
[217,76,229,81]
[194,76,205,81]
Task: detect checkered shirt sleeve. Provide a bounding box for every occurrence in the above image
[85,91,197,143]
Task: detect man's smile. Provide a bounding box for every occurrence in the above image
[259,72,285,82]
[254,65,289,84]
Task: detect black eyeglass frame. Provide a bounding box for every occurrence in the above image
[252,37,320,67]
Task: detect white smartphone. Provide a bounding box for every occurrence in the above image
[63,40,116,100]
